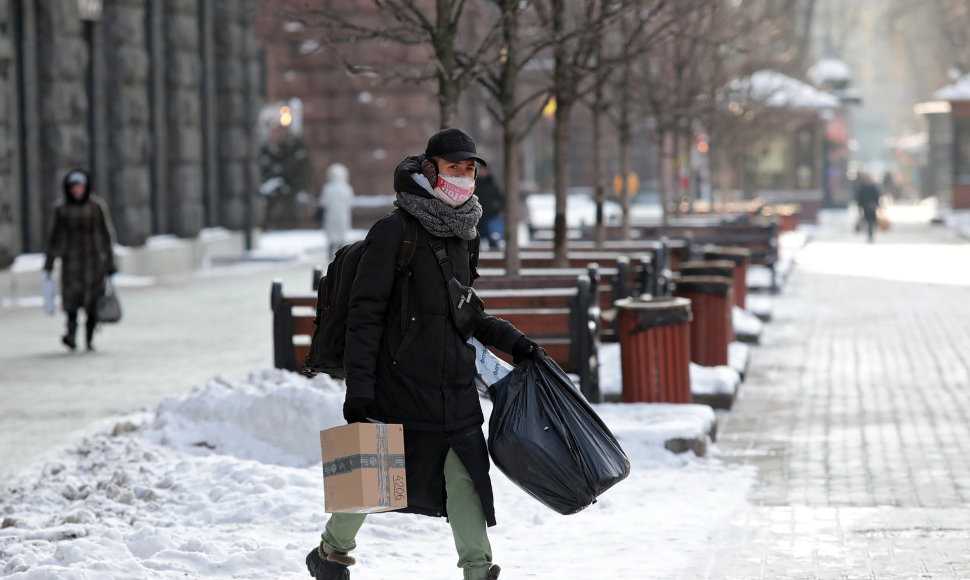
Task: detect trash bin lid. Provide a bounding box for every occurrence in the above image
[673,275,733,297]
[679,260,735,278]
[701,245,751,264]
[615,296,692,328]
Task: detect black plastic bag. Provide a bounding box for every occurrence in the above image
[487,355,630,515]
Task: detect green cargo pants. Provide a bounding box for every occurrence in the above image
[321,448,493,580]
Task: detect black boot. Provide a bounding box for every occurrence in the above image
[85,324,96,351]
[305,546,351,580]
[62,316,77,351]
[485,564,501,579]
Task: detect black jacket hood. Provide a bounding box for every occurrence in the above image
[393,155,435,199]
[62,169,91,204]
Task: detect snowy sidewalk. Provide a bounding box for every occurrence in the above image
[1,227,754,579]
[679,205,970,579]
[0,247,330,484]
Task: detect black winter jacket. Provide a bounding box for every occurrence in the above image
[343,160,524,524]
[344,205,524,432]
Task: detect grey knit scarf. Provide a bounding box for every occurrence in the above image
[394,173,482,240]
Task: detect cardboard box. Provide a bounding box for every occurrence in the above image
[320,423,407,513]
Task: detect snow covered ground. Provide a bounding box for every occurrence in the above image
[1,368,755,579]
[0,226,790,579]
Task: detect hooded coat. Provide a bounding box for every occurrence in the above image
[343,155,524,525]
[320,163,354,247]
[44,170,117,312]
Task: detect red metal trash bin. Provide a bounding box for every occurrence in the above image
[701,246,751,310]
[673,276,733,367]
[615,296,693,404]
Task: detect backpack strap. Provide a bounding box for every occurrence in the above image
[393,209,418,274]
[394,209,419,334]
[429,236,455,282]
[469,232,480,281]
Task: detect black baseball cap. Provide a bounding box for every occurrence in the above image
[425,128,487,166]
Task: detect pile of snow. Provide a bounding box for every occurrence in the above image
[745,294,773,321]
[0,369,754,579]
[726,69,840,110]
[689,364,741,398]
[729,342,751,379]
[733,306,764,342]
[808,58,851,88]
[525,192,622,230]
[933,75,970,101]
[945,210,970,239]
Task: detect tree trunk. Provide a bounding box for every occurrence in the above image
[658,128,669,226]
[619,124,631,241]
[437,74,459,129]
[434,0,459,129]
[551,0,569,268]
[591,101,606,248]
[502,122,521,275]
[552,100,571,268]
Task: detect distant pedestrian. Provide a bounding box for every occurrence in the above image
[854,172,881,243]
[319,163,354,258]
[475,166,504,248]
[43,169,118,351]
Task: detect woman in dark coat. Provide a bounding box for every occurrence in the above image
[43,169,117,351]
[306,129,542,580]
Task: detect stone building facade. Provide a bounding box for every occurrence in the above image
[0,0,262,270]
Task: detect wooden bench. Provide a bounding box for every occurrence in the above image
[516,238,689,270]
[270,281,316,373]
[475,262,650,343]
[474,275,601,401]
[271,274,603,401]
[585,220,780,292]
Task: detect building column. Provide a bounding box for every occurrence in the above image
[146,0,167,234]
[198,0,218,227]
[36,0,89,235]
[0,0,15,268]
[214,0,261,233]
[102,0,151,246]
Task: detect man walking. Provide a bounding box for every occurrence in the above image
[306,128,542,580]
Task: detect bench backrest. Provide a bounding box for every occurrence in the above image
[270,274,604,401]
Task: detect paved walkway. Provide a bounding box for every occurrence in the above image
[684,205,970,579]
[0,254,327,484]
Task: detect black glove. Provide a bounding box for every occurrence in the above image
[343,397,377,424]
[512,336,544,364]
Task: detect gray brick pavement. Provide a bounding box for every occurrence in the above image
[683,207,970,579]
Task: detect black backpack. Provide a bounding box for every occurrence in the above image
[302,210,419,378]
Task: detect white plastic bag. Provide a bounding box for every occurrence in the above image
[469,337,513,396]
[42,272,56,316]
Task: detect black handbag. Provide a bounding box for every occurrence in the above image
[96,278,122,323]
[430,237,484,341]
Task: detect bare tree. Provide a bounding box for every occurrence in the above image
[476,0,553,274]
[531,0,633,266]
[298,0,503,128]
[583,0,669,245]
[636,0,717,224]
